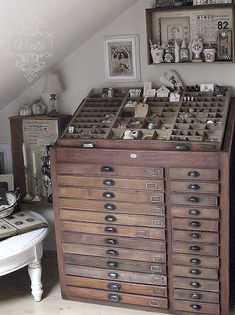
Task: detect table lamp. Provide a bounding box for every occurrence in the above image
[42,73,63,116]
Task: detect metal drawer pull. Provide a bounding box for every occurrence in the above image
[108,293,121,302]
[189,209,200,216]
[103,179,115,186]
[104,203,116,211]
[190,269,201,275]
[148,299,160,307]
[106,249,119,256]
[105,238,118,245]
[107,283,121,291]
[190,245,201,252]
[105,215,117,223]
[188,197,200,203]
[190,258,201,265]
[191,293,202,300]
[108,272,119,279]
[101,166,114,173]
[191,232,201,239]
[103,192,115,199]
[105,227,117,233]
[190,221,201,228]
[107,261,119,268]
[190,281,201,288]
[188,184,200,190]
[191,304,201,310]
[176,144,190,151]
[187,170,200,177]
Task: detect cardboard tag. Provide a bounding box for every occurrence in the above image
[134,103,149,118]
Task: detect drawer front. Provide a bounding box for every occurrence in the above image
[173,300,219,315]
[170,181,219,194]
[57,163,164,178]
[62,232,166,251]
[173,277,219,292]
[170,206,219,220]
[59,198,166,216]
[172,253,219,269]
[65,265,167,285]
[64,254,167,274]
[172,265,219,280]
[60,209,166,228]
[173,218,219,232]
[65,275,168,297]
[170,193,218,207]
[172,230,219,243]
[65,286,168,309]
[174,288,219,303]
[173,241,219,256]
[169,168,218,181]
[61,221,166,240]
[58,187,164,203]
[57,175,164,191]
[62,243,166,263]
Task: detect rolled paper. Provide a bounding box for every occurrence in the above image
[22,143,27,167]
[32,150,37,176]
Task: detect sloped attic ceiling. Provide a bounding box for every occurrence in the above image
[0,0,139,109]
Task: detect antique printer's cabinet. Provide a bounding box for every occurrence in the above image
[51,87,235,315]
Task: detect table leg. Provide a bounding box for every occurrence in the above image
[28,260,43,302]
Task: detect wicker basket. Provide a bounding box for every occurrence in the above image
[0,192,19,219]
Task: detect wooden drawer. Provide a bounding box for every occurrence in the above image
[60,209,166,228]
[58,187,164,203]
[62,232,166,251]
[172,253,219,269]
[64,254,167,274]
[172,265,219,280]
[170,206,219,220]
[62,243,166,263]
[59,198,166,216]
[61,221,166,240]
[57,163,164,178]
[173,277,219,292]
[173,241,219,256]
[65,265,167,286]
[173,300,219,315]
[172,230,219,243]
[170,181,219,194]
[57,175,164,191]
[174,288,219,303]
[173,218,219,232]
[65,285,168,309]
[65,275,168,297]
[170,193,218,207]
[169,168,218,181]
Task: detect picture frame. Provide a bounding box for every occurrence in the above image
[104,34,141,82]
[160,16,190,45]
[217,30,232,61]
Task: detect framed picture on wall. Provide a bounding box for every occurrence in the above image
[104,34,141,82]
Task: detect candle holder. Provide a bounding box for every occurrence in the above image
[23,166,33,202]
[32,174,41,202]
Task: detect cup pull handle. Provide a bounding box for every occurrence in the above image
[101,166,114,172]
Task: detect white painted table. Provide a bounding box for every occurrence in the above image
[0,211,49,301]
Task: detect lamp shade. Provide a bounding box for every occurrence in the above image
[42,73,63,94]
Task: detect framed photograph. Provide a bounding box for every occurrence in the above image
[160,16,190,45]
[217,30,232,61]
[104,34,141,82]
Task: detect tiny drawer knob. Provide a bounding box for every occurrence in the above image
[190,245,201,252]
[108,272,119,279]
[190,281,201,288]
[107,283,121,291]
[105,215,117,223]
[105,227,117,233]
[190,269,201,275]
[191,304,201,310]
[191,293,202,300]
[104,203,116,211]
[190,258,201,265]
[188,170,200,177]
[103,179,115,186]
[188,184,200,190]
[191,232,201,239]
[105,238,118,245]
[101,166,114,172]
[108,293,121,302]
[106,249,119,256]
[107,261,119,268]
[188,197,200,203]
[189,209,200,216]
[103,192,115,199]
[190,221,201,228]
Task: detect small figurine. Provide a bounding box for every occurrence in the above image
[192,37,203,62]
[149,39,164,64]
[156,85,170,98]
[174,40,180,63]
[180,38,189,62]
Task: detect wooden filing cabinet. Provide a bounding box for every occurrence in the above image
[51,87,235,315]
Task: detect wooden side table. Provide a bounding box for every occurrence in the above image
[0,211,49,301]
